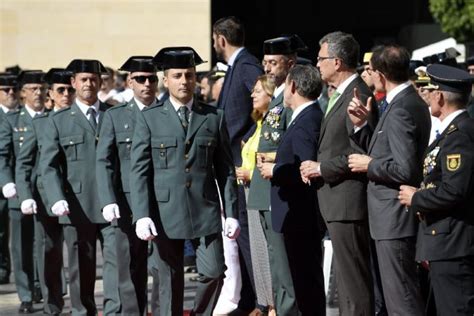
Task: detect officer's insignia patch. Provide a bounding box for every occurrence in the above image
[447,124,457,134]
[447,154,461,171]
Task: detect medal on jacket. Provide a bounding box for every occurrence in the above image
[423,146,440,176]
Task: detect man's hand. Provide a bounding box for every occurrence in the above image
[257,162,275,180]
[398,185,417,207]
[102,203,121,222]
[135,217,157,241]
[300,160,321,183]
[256,152,276,163]
[347,88,372,127]
[20,199,37,215]
[2,182,17,199]
[51,200,70,216]
[224,217,241,239]
[348,154,372,172]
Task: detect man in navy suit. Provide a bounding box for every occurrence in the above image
[259,65,326,315]
[212,16,263,312]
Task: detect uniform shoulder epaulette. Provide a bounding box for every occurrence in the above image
[108,103,128,112]
[197,101,218,113]
[51,106,71,117]
[446,124,458,135]
[5,108,20,116]
[33,112,49,119]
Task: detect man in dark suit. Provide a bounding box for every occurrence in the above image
[246,35,305,315]
[399,64,474,316]
[300,32,378,316]
[347,45,430,315]
[96,56,157,316]
[0,73,18,285]
[259,64,325,315]
[0,71,46,314]
[40,60,120,315]
[212,16,264,312]
[15,68,74,315]
[130,47,240,316]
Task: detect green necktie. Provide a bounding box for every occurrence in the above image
[177,106,189,133]
[325,91,341,117]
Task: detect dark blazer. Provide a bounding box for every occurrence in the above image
[217,48,264,165]
[270,102,323,233]
[247,91,292,211]
[317,76,377,222]
[130,99,238,239]
[0,107,35,210]
[40,102,108,224]
[367,85,430,240]
[96,99,146,224]
[412,112,474,261]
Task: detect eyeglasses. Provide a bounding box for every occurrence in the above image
[316,56,336,62]
[364,66,375,75]
[55,87,75,95]
[0,87,18,93]
[131,75,158,84]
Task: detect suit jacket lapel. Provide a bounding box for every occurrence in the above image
[71,103,95,135]
[186,101,208,143]
[283,102,315,143]
[218,49,247,109]
[161,99,186,138]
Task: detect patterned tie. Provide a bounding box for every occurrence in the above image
[378,98,388,117]
[87,107,97,132]
[325,91,341,117]
[177,106,189,133]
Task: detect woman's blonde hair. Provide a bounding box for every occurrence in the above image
[251,75,276,122]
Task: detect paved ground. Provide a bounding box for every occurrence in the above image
[0,243,339,315]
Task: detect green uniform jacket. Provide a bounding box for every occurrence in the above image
[130,99,238,239]
[0,107,35,210]
[96,99,144,223]
[246,92,292,210]
[15,112,54,216]
[40,102,109,224]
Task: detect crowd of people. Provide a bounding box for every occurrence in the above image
[0,15,473,316]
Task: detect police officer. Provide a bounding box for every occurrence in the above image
[40,60,120,315]
[130,47,240,316]
[0,70,46,313]
[15,68,74,315]
[96,56,156,315]
[399,64,474,316]
[0,72,18,285]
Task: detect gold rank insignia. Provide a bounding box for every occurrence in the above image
[447,154,461,171]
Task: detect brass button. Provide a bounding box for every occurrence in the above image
[186,141,190,145]
[160,144,164,148]
[69,140,74,145]
[431,230,436,235]
[185,182,191,188]
[185,168,190,173]
[185,154,189,159]
[125,137,130,142]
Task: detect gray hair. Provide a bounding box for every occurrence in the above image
[319,31,360,69]
[287,65,322,100]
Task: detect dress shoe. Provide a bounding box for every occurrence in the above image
[18,301,33,314]
[32,285,43,303]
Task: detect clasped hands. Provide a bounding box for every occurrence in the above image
[256,153,275,180]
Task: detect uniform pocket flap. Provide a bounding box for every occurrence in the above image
[60,135,84,146]
[155,187,170,202]
[424,218,450,235]
[152,137,177,148]
[196,137,217,147]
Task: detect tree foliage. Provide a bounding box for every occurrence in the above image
[429,0,474,42]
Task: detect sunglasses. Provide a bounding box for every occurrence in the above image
[131,75,158,84]
[0,87,18,93]
[55,87,75,95]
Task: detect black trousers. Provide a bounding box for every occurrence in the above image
[0,197,10,281]
[375,238,424,316]
[430,256,474,316]
[152,233,225,316]
[326,220,374,316]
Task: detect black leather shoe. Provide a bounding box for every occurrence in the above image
[18,301,33,314]
[32,286,43,303]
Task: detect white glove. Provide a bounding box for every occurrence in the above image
[224,217,241,239]
[51,200,70,216]
[135,217,158,241]
[102,203,121,222]
[2,182,17,199]
[20,199,37,215]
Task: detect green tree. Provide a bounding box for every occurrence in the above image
[429,0,474,42]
